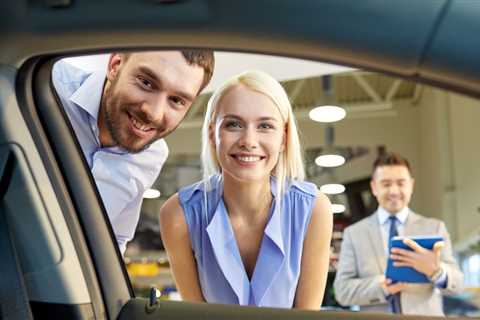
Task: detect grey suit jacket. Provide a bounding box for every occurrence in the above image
[333,209,463,316]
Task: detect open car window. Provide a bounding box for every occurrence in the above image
[2,0,480,318]
[46,51,480,318]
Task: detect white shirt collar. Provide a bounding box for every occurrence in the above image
[69,68,107,121]
[68,68,130,154]
[377,206,409,226]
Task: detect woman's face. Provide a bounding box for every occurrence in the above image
[211,84,286,183]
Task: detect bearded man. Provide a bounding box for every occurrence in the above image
[53,51,214,254]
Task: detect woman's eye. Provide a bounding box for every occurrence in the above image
[259,123,274,129]
[225,121,242,129]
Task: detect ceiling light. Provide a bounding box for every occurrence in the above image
[309,105,346,123]
[315,154,346,167]
[143,188,161,199]
[320,183,346,195]
[331,204,346,214]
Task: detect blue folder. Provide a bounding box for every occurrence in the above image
[385,236,444,283]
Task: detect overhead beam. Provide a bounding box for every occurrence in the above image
[289,78,307,104]
[412,84,424,104]
[386,79,402,102]
[352,73,382,103]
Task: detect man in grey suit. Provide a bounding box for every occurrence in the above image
[333,152,463,316]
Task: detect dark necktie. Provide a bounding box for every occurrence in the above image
[387,215,401,313]
[388,215,399,245]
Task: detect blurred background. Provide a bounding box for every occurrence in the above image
[65,52,480,315]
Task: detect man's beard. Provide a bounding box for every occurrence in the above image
[104,105,154,153]
[102,83,158,153]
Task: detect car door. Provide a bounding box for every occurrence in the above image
[1,0,479,319]
[6,58,418,320]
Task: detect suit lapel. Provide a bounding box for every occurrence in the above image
[404,210,422,236]
[366,211,387,272]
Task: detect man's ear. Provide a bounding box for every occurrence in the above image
[107,53,123,81]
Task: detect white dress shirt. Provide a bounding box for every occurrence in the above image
[52,60,168,254]
[377,206,409,255]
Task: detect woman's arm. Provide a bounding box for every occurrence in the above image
[159,194,206,302]
[293,192,333,310]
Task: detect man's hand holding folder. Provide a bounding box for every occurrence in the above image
[381,277,408,296]
[385,236,445,284]
[391,238,444,278]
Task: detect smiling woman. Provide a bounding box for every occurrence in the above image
[159,70,333,309]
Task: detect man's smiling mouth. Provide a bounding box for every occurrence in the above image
[128,112,155,132]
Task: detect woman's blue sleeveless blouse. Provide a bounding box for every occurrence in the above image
[178,175,318,308]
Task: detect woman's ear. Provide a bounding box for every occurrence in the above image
[280,125,287,153]
[107,53,123,81]
[208,123,216,147]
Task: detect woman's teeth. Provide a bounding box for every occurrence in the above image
[237,156,261,162]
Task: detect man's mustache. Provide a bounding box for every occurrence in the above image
[126,108,163,131]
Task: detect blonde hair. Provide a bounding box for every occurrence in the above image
[201,70,305,200]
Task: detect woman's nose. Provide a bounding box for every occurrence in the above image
[238,127,258,149]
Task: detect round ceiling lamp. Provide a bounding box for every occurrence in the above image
[331,204,346,214]
[143,188,161,199]
[309,105,346,123]
[320,183,346,195]
[315,154,346,167]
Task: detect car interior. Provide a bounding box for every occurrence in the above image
[1,0,480,319]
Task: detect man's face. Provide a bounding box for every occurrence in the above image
[100,51,205,153]
[370,165,414,214]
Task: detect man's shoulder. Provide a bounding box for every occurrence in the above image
[408,211,446,228]
[344,213,376,234]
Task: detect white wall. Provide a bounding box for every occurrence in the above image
[448,92,480,244]
[416,87,459,241]
[415,87,480,244]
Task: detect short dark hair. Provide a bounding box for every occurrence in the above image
[372,152,412,177]
[181,50,215,94]
[121,50,215,94]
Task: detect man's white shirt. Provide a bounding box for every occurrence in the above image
[377,206,409,255]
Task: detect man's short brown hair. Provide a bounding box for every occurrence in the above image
[372,152,412,177]
[181,50,215,94]
[122,50,215,94]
